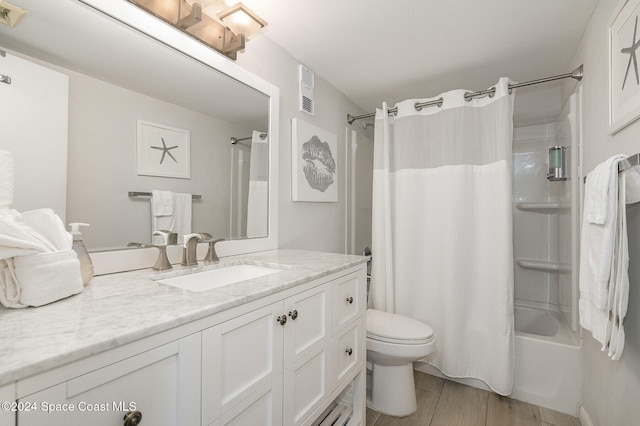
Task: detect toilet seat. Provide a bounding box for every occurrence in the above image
[366,309,434,345]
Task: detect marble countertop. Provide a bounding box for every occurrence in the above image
[0,249,368,386]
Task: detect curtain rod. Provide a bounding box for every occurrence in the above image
[347,65,583,125]
[230,132,267,145]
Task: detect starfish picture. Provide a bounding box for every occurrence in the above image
[150,137,178,164]
[621,15,640,91]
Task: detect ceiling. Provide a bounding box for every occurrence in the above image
[238,0,598,115]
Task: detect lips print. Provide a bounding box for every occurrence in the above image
[302,135,336,192]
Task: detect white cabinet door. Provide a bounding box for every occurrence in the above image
[18,334,201,426]
[220,375,283,426]
[284,284,331,366]
[202,302,284,425]
[283,284,334,426]
[0,382,15,426]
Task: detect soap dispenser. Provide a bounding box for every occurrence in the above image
[69,222,94,286]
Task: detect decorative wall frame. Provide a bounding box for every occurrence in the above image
[291,118,338,202]
[137,119,191,178]
[610,0,640,134]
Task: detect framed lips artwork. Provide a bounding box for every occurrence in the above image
[291,118,338,202]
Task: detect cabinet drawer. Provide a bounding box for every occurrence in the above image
[18,334,201,426]
[336,322,361,385]
[332,274,361,333]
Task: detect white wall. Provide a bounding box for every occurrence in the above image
[569,0,640,424]
[236,36,367,254]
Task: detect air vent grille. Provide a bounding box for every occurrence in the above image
[302,95,314,115]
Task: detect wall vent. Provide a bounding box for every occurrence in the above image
[299,64,315,115]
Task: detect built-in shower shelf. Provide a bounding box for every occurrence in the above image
[516,258,570,272]
[516,202,567,213]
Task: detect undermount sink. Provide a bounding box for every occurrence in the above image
[155,264,283,292]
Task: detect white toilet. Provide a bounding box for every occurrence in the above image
[366,309,435,417]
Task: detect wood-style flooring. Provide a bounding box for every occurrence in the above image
[366,371,581,426]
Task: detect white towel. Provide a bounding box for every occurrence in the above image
[579,158,636,360]
[584,155,626,224]
[0,209,83,308]
[151,192,192,244]
[151,190,174,216]
[581,156,625,309]
[13,251,83,307]
[0,209,52,260]
[0,150,15,213]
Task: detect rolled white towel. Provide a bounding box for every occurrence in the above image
[0,150,15,213]
[13,250,83,307]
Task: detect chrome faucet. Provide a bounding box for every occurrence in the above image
[181,233,203,267]
[127,242,173,271]
[199,233,225,263]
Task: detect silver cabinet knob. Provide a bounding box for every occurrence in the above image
[346,297,353,304]
[288,310,298,320]
[276,315,287,326]
[345,348,353,356]
[123,411,142,426]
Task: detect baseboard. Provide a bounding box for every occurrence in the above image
[579,406,595,426]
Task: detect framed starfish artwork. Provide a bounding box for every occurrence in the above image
[136,119,191,179]
[610,0,640,134]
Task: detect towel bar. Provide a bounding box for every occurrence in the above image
[128,191,202,200]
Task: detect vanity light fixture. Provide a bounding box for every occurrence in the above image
[128,0,267,60]
[217,3,267,39]
[0,1,27,28]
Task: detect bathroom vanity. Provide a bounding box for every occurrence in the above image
[0,250,368,426]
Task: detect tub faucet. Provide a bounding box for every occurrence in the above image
[181,233,203,267]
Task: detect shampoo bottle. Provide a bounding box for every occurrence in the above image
[69,222,94,286]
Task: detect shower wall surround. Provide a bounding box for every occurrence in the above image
[513,120,577,329]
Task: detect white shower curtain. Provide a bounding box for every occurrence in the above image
[370,78,515,395]
[246,131,269,238]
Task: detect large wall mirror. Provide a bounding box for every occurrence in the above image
[0,0,279,272]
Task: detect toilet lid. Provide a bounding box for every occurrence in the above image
[366,309,434,344]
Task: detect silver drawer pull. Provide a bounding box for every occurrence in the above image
[276,315,287,326]
[345,348,353,356]
[345,297,353,304]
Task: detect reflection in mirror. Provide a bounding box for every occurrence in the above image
[0,0,270,252]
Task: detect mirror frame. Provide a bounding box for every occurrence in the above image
[80,0,279,274]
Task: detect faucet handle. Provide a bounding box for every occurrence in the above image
[202,237,225,263]
[127,242,172,271]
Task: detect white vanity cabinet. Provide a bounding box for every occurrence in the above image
[12,262,367,426]
[202,268,365,426]
[0,382,16,426]
[16,333,201,426]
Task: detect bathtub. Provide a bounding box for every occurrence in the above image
[414,304,581,416]
[511,304,581,415]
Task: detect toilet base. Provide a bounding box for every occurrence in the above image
[367,362,417,417]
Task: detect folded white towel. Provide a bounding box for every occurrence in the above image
[0,209,52,260]
[17,208,72,251]
[152,192,192,244]
[0,150,15,213]
[0,209,82,309]
[9,251,82,307]
[151,190,174,216]
[584,155,626,224]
